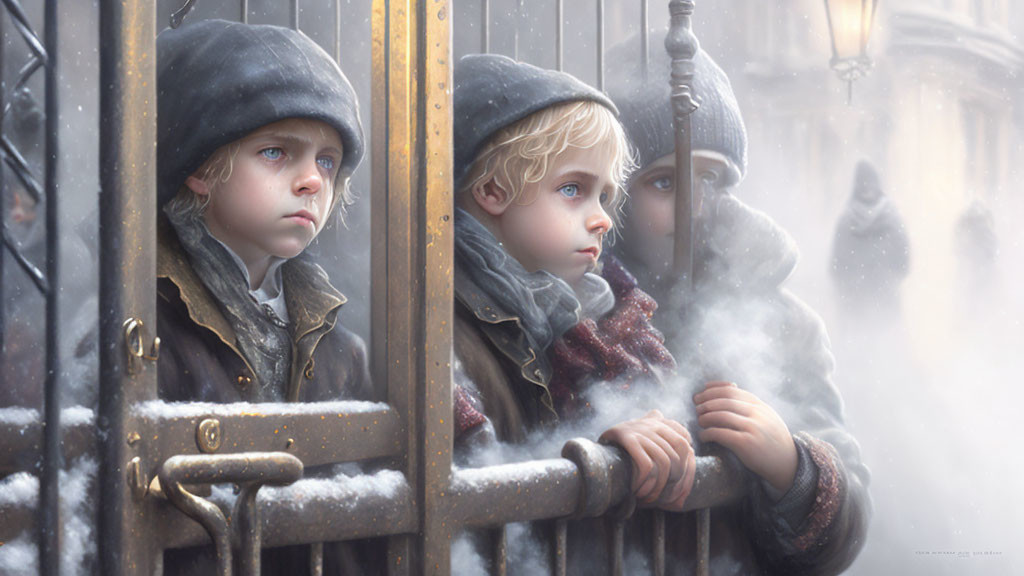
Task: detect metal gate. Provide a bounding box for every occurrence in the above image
[0,1,746,574]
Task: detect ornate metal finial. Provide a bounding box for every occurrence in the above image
[170,0,200,29]
[665,0,701,284]
[665,0,700,119]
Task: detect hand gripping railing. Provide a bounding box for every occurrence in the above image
[157,452,304,576]
[446,439,746,576]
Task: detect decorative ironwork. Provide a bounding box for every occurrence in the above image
[1,0,49,291]
[666,0,700,283]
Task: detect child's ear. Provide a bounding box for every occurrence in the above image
[471,178,512,217]
[185,175,212,198]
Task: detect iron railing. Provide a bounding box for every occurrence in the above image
[0,1,745,575]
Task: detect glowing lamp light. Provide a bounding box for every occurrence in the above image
[823,0,879,103]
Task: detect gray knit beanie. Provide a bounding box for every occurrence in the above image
[157,19,364,207]
[606,30,747,180]
[453,53,618,187]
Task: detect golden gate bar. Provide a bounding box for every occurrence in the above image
[0,1,750,575]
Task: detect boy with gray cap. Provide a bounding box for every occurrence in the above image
[155,19,372,406]
[155,19,378,574]
[605,33,871,575]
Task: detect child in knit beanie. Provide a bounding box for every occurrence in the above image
[452,53,694,510]
[604,31,872,575]
[154,19,384,575]
[155,19,373,407]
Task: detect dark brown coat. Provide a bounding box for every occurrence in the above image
[156,221,380,575]
[156,219,372,404]
[452,270,559,445]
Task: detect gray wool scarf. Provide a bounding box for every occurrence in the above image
[454,208,582,353]
[165,208,292,401]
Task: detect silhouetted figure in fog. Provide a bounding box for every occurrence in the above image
[954,198,997,282]
[953,198,999,319]
[831,161,909,316]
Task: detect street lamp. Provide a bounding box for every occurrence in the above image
[823,0,879,104]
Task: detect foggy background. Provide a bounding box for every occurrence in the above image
[2,0,1022,574]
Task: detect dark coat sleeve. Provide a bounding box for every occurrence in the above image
[744,289,872,576]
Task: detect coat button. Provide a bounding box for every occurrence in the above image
[236,374,251,387]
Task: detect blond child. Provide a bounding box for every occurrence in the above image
[451,54,693,509]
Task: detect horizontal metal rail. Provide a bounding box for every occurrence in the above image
[0,402,401,474]
[1,439,747,550]
[130,401,402,469]
[0,408,96,475]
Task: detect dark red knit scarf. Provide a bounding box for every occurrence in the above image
[549,256,676,419]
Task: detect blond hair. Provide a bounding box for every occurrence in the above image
[165,136,354,225]
[459,100,634,220]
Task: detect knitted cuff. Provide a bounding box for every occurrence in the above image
[762,436,819,531]
[789,432,845,553]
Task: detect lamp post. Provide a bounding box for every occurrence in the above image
[823,0,879,104]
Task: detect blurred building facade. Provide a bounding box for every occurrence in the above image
[661,0,1024,361]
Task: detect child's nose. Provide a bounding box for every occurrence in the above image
[587,205,613,236]
[293,159,324,196]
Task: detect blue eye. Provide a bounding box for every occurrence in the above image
[260,147,283,160]
[652,177,672,191]
[558,184,580,198]
[317,156,336,172]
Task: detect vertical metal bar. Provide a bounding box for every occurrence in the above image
[374,2,453,573]
[309,542,324,576]
[378,0,419,572]
[513,0,521,60]
[490,526,507,576]
[369,0,388,417]
[596,0,605,91]
[556,0,563,71]
[666,0,699,284]
[653,511,665,576]
[98,0,159,574]
[39,0,61,573]
[241,0,248,24]
[334,0,342,63]
[482,0,489,53]
[0,8,6,363]
[291,0,299,30]
[609,518,625,576]
[236,484,261,576]
[641,0,649,82]
[420,0,454,572]
[695,508,711,576]
[551,519,567,576]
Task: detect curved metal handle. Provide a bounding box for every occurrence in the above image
[158,452,304,576]
[123,318,160,375]
[170,0,200,29]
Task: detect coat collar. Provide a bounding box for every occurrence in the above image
[281,253,346,341]
[157,217,348,384]
[158,216,241,354]
[454,269,556,415]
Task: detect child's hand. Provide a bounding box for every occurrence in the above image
[694,381,798,494]
[599,410,696,511]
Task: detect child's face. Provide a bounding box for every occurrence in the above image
[187,118,343,265]
[491,145,616,288]
[622,151,732,275]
